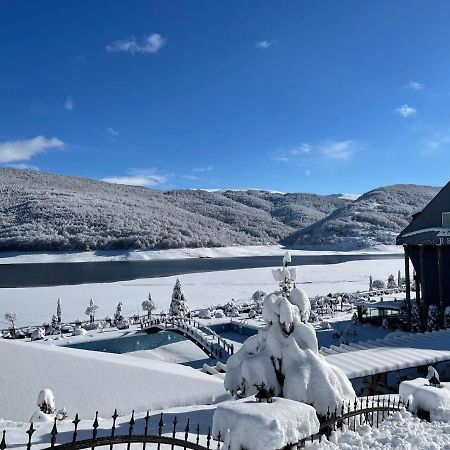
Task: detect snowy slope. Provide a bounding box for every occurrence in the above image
[286,184,440,250]
[0,339,227,422]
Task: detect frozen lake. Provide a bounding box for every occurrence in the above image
[0,253,402,288]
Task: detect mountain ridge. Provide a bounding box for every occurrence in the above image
[0,168,440,252]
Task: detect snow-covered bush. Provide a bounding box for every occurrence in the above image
[116,318,130,330]
[31,328,45,341]
[38,389,55,414]
[372,279,385,290]
[142,293,156,319]
[224,252,355,415]
[72,324,87,336]
[215,309,225,318]
[169,279,190,317]
[428,304,440,332]
[248,308,257,319]
[198,308,212,319]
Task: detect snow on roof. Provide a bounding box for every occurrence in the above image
[323,329,450,379]
[353,299,405,310]
[0,338,226,422]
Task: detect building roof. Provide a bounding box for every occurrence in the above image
[397,180,450,245]
[322,329,450,379]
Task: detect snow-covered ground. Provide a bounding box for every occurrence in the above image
[0,337,227,422]
[0,258,405,327]
[0,245,401,264]
[311,409,450,449]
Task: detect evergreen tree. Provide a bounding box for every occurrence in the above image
[397,271,402,288]
[410,300,421,333]
[444,306,450,329]
[225,252,355,415]
[56,298,62,324]
[142,293,156,319]
[114,301,123,324]
[387,274,397,289]
[169,279,190,317]
[427,304,440,332]
[85,299,98,324]
[369,275,373,291]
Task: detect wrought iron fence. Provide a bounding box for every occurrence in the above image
[0,410,221,450]
[299,396,409,446]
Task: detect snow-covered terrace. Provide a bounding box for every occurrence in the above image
[323,329,450,379]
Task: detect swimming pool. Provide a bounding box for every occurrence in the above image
[65,331,185,354]
[209,322,259,343]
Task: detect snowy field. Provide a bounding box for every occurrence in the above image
[0,258,405,327]
[0,244,401,264]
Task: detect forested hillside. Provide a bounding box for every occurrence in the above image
[0,169,439,252]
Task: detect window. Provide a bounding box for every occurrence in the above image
[442,212,450,228]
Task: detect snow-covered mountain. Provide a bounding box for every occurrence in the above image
[0,169,439,252]
[284,184,441,250]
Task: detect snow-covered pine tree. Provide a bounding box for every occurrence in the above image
[427,304,440,332]
[444,306,450,329]
[114,301,123,324]
[56,298,62,324]
[224,252,355,416]
[142,293,156,319]
[85,299,98,324]
[372,279,385,290]
[387,274,397,289]
[4,312,16,331]
[410,300,421,332]
[397,271,402,288]
[169,279,190,317]
[369,275,373,291]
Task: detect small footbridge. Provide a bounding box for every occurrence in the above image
[141,317,235,362]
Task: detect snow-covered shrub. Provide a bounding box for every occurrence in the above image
[31,328,45,341]
[72,324,87,336]
[215,309,225,318]
[224,252,355,415]
[116,318,130,330]
[142,293,156,319]
[372,279,385,290]
[198,308,212,319]
[230,307,240,318]
[169,279,190,317]
[248,308,257,319]
[428,305,440,332]
[37,389,55,414]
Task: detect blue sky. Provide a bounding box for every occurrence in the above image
[1,1,450,194]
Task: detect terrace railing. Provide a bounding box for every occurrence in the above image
[0,410,221,450]
[299,396,409,446]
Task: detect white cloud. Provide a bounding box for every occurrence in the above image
[319,140,355,160]
[256,40,276,49]
[0,136,64,163]
[422,130,450,153]
[101,169,167,188]
[182,174,198,181]
[106,33,166,54]
[64,96,74,111]
[404,80,423,91]
[6,163,40,171]
[274,140,357,163]
[107,126,119,136]
[193,165,213,172]
[396,104,417,117]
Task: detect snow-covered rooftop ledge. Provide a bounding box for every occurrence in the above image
[0,244,402,264]
[212,397,319,450]
[0,338,228,422]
